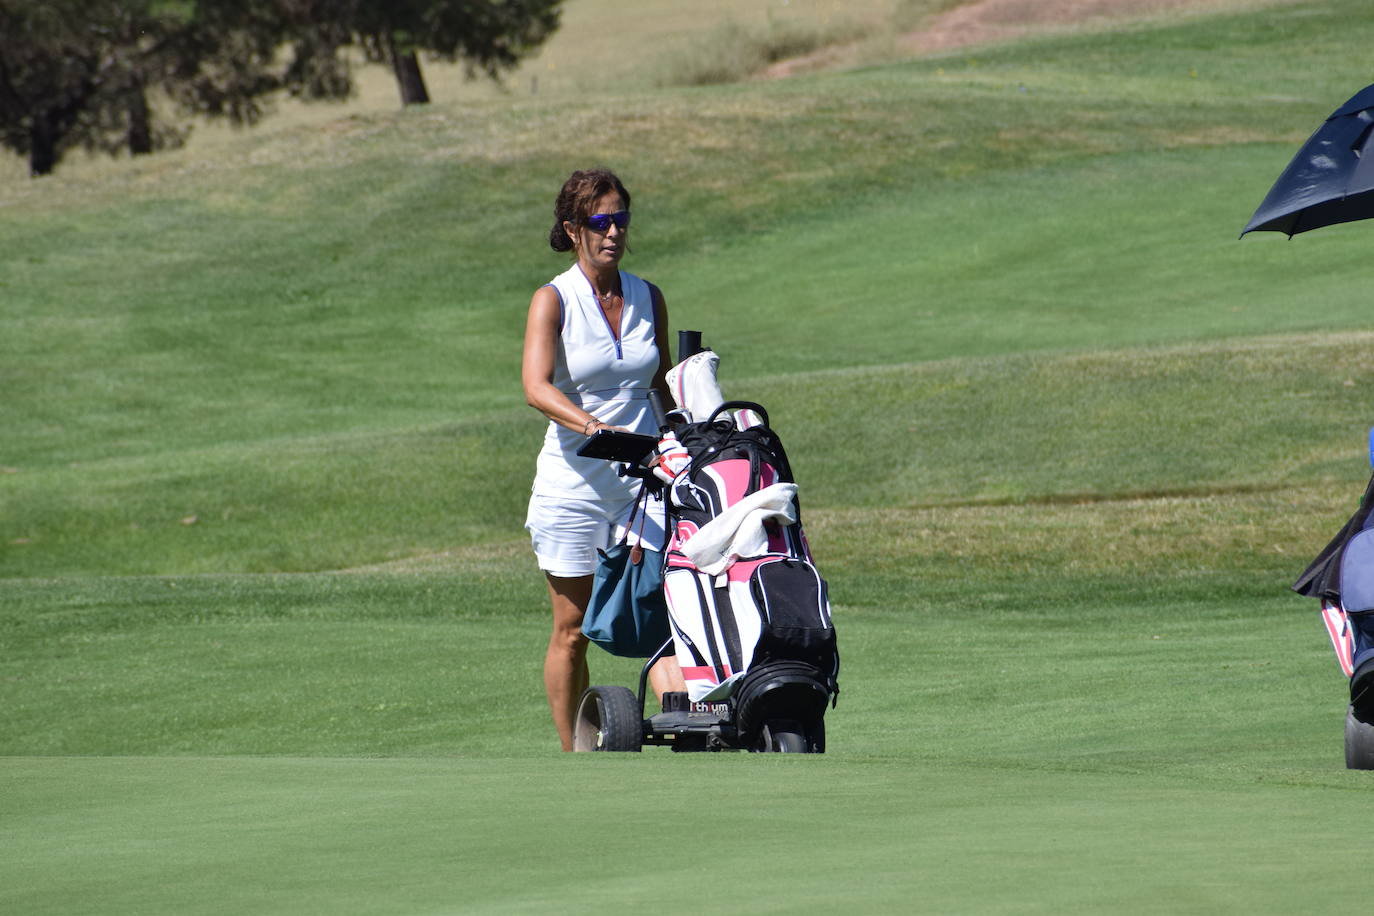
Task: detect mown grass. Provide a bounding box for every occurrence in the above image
[0,554,1354,913]
[1,475,1335,758]
[6,0,1374,912]
[4,329,1368,577]
[7,748,1364,915]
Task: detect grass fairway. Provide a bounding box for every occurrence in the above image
[6,0,1374,912]
[1,575,1361,914]
[3,747,1364,914]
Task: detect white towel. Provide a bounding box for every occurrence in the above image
[679,482,798,575]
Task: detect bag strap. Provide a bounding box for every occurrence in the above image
[620,483,644,541]
[615,483,646,549]
[623,483,662,564]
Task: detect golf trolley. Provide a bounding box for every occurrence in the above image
[571,333,839,753]
[573,632,833,754]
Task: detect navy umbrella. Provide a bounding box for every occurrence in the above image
[1242,83,1374,238]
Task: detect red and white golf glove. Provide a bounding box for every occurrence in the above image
[653,432,690,484]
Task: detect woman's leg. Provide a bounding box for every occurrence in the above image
[648,655,686,702]
[543,572,592,751]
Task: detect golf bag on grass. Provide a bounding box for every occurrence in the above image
[661,401,839,714]
[656,339,839,750]
[1293,426,1374,768]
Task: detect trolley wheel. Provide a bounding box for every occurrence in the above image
[1346,704,1374,769]
[573,686,643,752]
[758,720,809,754]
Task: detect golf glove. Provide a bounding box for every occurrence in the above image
[653,432,690,485]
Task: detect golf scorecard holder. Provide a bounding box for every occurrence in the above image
[575,330,701,483]
[576,429,658,464]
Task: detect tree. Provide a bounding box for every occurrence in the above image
[0,0,284,176]
[0,0,565,176]
[293,0,564,107]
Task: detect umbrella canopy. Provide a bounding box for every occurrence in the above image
[1241,83,1374,237]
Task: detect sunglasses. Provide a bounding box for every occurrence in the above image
[584,210,631,232]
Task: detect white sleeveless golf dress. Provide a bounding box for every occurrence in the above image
[531,264,660,501]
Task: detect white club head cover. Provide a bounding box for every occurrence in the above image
[665,349,725,422]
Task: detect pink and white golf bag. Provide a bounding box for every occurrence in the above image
[657,352,839,713]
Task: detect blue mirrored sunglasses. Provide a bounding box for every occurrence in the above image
[584,210,631,232]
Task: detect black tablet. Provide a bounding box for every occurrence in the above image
[575,429,658,463]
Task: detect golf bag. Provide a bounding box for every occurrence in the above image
[1294,462,1374,683]
[1292,428,1374,769]
[659,399,840,721]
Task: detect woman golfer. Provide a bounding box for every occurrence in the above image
[522,168,685,750]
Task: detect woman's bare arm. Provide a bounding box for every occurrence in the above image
[522,285,608,436]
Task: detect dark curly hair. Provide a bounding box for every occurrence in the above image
[549,169,632,253]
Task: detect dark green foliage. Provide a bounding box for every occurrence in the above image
[281,0,563,106]
[0,0,563,174]
[0,0,283,175]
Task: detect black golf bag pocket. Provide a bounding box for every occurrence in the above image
[748,558,838,678]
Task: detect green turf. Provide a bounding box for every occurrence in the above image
[3,749,1365,915]
[5,0,1374,912]
[0,572,1358,913]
